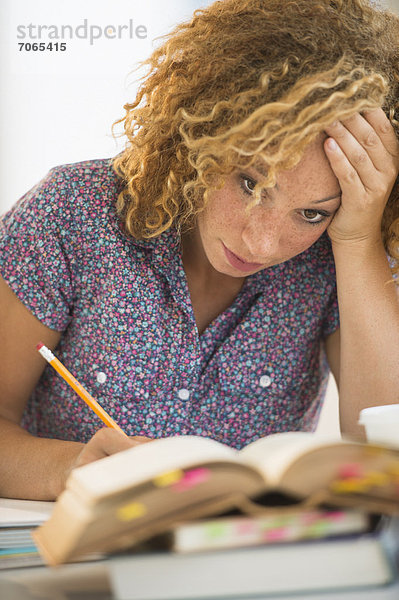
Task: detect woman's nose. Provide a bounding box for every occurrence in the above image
[241,208,282,260]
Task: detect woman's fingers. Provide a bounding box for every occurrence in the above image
[324,109,399,196]
[324,112,395,190]
[323,109,399,244]
[72,428,153,469]
[363,108,399,158]
[324,136,364,201]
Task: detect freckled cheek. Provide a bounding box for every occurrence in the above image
[209,198,245,232]
[282,226,328,257]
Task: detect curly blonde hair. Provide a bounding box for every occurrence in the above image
[111,0,399,272]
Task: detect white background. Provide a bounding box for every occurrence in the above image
[0,0,213,214]
[1,0,398,436]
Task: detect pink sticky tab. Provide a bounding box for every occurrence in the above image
[326,511,345,522]
[301,512,319,525]
[237,521,256,536]
[263,527,288,542]
[173,467,211,492]
[338,463,363,479]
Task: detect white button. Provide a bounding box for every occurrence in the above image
[96,372,107,384]
[178,388,190,400]
[259,375,271,388]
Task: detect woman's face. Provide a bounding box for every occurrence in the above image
[196,135,342,277]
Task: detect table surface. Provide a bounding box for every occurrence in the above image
[1,561,399,600]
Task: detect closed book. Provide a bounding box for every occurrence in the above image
[109,525,396,600]
[169,508,370,553]
[0,499,54,570]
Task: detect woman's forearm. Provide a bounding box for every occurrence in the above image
[0,417,84,500]
[333,238,399,438]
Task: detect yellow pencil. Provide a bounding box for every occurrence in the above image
[36,342,127,437]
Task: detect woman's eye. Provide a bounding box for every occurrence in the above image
[240,176,256,195]
[300,208,329,224]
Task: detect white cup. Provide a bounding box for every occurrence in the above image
[358,404,399,448]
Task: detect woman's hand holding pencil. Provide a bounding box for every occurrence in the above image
[67,427,152,475]
[36,342,152,475]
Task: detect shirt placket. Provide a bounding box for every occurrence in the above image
[150,235,202,431]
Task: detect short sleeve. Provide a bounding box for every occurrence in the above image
[0,167,75,331]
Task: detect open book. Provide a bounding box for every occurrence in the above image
[33,432,399,565]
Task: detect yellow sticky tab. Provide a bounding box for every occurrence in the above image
[117,502,147,521]
[330,479,370,494]
[387,463,399,478]
[363,471,390,487]
[153,469,184,487]
[364,445,386,456]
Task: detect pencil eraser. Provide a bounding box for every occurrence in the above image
[36,342,44,351]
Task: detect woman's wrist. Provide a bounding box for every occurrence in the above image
[330,234,387,264]
[50,440,85,499]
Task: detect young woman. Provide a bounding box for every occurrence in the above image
[1,0,399,500]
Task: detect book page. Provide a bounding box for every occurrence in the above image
[0,498,54,527]
[239,431,342,485]
[68,435,239,503]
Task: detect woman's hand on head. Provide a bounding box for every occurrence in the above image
[324,108,399,247]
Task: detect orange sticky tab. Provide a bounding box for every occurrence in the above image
[117,502,147,521]
[153,469,184,487]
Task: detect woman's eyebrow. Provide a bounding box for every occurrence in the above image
[311,193,341,204]
[251,163,269,179]
[249,165,341,205]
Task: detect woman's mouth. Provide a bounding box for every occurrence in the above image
[222,243,263,273]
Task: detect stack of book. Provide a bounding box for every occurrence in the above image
[0,499,52,569]
[110,514,398,600]
[28,431,399,597]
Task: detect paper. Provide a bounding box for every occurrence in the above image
[0,498,54,527]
